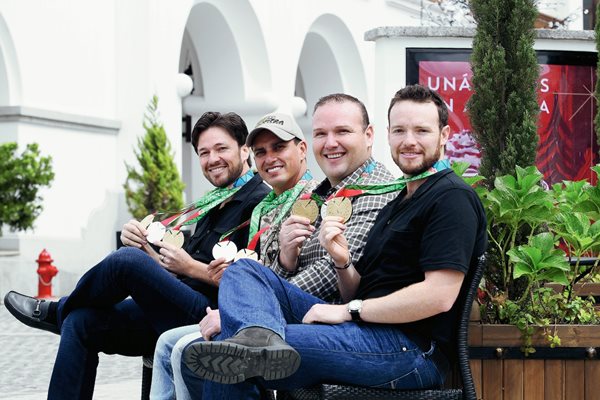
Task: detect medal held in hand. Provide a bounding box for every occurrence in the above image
[211,240,238,262]
[291,198,319,224]
[163,229,185,248]
[321,197,353,223]
[140,214,155,229]
[141,215,185,248]
[234,248,259,262]
[146,221,167,244]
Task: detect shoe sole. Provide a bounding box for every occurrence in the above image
[3,294,60,335]
[183,341,301,384]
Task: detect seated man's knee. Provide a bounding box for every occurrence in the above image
[61,309,99,339]
[221,259,266,285]
[110,246,148,263]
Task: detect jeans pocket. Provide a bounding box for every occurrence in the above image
[371,368,424,390]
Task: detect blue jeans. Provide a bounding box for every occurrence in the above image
[181,260,449,399]
[48,247,216,400]
[150,324,199,400]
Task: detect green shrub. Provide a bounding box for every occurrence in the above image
[123,96,185,219]
[0,143,54,235]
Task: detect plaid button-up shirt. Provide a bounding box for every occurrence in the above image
[271,157,397,303]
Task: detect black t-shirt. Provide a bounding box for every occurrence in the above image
[178,173,270,298]
[354,169,487,353]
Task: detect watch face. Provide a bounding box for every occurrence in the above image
[348,299,362,311]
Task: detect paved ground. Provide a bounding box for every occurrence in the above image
[0,303,142,399]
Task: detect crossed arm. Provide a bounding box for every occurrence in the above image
[302,216,465,325]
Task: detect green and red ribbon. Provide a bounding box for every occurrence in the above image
[153,170,255,230]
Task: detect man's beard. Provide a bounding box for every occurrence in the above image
[218,162,244,188]
[398,145,441,177]
[206,161,245,188]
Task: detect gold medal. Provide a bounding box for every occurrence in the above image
[211,240,238,262]
[163,229,185,248]
[324,197,353,223]
[140,214,155,229]
[146,221,166,243]
[234,248,259,262]
[291,199,319,223]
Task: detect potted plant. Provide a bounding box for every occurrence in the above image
[459,163,600,400]
[119,96,186,247]
[0,142,54,238]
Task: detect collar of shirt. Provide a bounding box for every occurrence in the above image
[227,173,268,205]
[313,156,377,198]
[233,169,255,188]
[397,168,455,204]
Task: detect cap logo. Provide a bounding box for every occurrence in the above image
[257,116,284,126]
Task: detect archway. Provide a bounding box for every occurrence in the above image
[0,13,21,107]
[179,0,272,202]
[295,14,368,180]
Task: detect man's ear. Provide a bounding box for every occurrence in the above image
[240,144,250,163]
[298,140,308,161]
[364,124,375,147]
[440,125,450,146]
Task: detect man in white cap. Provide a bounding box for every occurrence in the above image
[150,112,319,399]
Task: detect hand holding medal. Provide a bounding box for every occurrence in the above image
[143,217,185,249]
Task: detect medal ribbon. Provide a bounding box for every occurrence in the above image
[219,171,314,244]
[247,225,271,251]
[248,170,313,241]
[336,159,451,199]
[156,170,255,229]
[297,160,378,204]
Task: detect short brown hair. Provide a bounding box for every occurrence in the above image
[387,85,448,130]
[191,112,251,166]
[313,93,370,131]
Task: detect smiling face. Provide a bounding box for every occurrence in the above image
[311,101,374,187]
[252,130,307,195]
[388,100,449,176]
[196,126,250,188]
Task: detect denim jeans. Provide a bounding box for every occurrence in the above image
[181,259,449,399]
[150,324,199,400]
[48,247,216,400]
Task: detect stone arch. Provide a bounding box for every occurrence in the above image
[0,13,22,106]
[295,13,368,179]
[179,0,273,201]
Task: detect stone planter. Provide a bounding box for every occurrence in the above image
[469,323,600,399]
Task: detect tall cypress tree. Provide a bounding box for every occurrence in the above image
[468,0,539,182]
[124,96,185,220]
[595,0,600,153]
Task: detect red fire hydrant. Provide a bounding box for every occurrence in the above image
[36,249,58,299]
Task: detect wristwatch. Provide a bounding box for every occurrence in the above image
[347,299,363,322]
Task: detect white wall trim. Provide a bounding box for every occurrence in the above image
[365,26,595,42]
[0,106,121,134]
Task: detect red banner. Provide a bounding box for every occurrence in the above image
[418,60,599,185]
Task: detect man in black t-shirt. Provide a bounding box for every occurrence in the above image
[182,85,487,397]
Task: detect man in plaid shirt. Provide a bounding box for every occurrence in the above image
[273,93,396,303]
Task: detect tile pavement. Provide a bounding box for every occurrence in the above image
[0,303,142,399]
